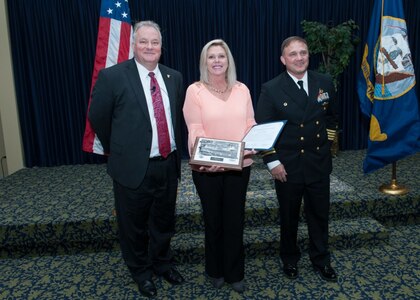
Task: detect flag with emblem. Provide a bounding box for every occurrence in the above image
[357,0,420,173]
[82,0,133,154]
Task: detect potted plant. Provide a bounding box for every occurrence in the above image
[301,19,360,156]
[301,19,360,89]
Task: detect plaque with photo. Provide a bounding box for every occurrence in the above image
[189,137,244,171]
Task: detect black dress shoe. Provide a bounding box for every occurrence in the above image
[137,279,157,298]
[283,263,298,279]
[313,265,337,282]
[161,268,185,285]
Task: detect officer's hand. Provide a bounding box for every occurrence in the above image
[271,164,287,182]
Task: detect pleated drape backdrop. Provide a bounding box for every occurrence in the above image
[5,0,419,167]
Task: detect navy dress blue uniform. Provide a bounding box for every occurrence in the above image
[256,70,338,269]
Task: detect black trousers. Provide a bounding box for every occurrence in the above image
[274,176,331,267]
[192,167,251,283]
[113,153,178,283]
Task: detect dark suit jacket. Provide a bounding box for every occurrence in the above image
[256,70,338,184]
[88,59,184,189]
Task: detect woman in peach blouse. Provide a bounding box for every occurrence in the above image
[183,39,256,293]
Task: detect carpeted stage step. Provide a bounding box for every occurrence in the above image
[172,217,389,263]
[176,188,419,233]
[0,151,418,260]
[0,191,404,257]
[0,216,389,265]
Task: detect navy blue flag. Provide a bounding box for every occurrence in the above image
[357,0,420,173]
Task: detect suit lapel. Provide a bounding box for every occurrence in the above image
[280,73,307,111]
[307,72,320,111]
[126,59,152,124]
[159,64,177,128]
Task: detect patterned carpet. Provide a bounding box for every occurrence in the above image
[0,150,419,299]
[0,225,418,299]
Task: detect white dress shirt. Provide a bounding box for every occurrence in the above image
[134,61,176,158]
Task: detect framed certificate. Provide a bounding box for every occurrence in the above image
[189,137,245,171]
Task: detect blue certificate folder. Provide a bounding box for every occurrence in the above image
[242,120,287,150]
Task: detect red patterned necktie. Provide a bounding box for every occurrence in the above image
[149,72,171,158]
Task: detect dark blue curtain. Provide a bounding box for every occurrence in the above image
[6,0,419,167]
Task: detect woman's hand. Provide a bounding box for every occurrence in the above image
[243,149,258,158]
[190,164,225,172]
[199,165,225,172]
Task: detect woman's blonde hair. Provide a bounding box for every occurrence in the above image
[199,39,237,88]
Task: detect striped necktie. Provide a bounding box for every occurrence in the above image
[149,72,171,158]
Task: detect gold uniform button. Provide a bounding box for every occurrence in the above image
[323,107,327,110]
[300,137,304,141]
[316,146,320,150]
[316,121,320,125]
[301,149,305,154]
[300,124,304,128]
[317,134,320,138]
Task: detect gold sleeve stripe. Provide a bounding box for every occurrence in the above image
[327,129,338,141]
[260,149,276,157]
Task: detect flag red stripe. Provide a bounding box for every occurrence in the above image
[117,22,132,63]
[92,17,111,90]
[82,17,111,153]
[82,1,133,154]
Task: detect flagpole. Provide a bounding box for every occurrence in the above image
[379,162,408,195]
[380,0,385,95]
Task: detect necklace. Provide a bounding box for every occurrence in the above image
[207,83,228,94]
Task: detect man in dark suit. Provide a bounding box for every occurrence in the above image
[256,36,339,282]
[89,20,184,298]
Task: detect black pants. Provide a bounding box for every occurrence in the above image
[275,177,331,267]
[113,154,178,283]
[192,167,251,283]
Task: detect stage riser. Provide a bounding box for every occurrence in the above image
[172,218,389,264]
[1,218,389,263]
[1,152,418,262]
[1,195,416,254]
[375,214,420,226]
[175,194,418,233]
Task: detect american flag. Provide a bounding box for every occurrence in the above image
[82,0,133,154]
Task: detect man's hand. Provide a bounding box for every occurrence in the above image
[271,164,287,182]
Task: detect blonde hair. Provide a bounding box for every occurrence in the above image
[199,39,237,88]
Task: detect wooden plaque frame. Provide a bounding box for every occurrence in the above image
[189,137,244,171]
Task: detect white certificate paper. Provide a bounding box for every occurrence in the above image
[242,121,287,150]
